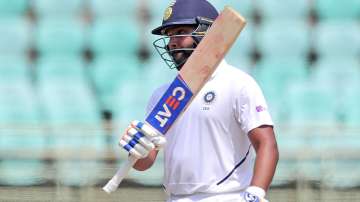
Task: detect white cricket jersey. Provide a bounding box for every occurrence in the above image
[146,60,273,196]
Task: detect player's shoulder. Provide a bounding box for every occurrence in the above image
[154,83,170,93]
[146,83,170,113]
[221,61,257,86]
[150,83,170,102]
[221,61,265,100]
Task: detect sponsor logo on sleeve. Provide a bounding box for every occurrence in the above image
[256,105,266,112]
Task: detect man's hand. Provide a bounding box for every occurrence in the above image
[119,120,166,159]
[241,186,269,202]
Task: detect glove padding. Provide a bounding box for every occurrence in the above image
[119,120,166,159]
[241,186,269,202]
[241,192,268,202]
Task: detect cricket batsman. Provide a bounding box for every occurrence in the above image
[119,0,279,201]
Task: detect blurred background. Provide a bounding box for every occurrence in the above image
[0,0,359,201]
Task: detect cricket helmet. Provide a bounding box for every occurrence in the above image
[152,0,219,70]
[152,0,219,35]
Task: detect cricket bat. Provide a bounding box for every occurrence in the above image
[103,6,246,193]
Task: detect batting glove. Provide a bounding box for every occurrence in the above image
[241,186,269,202]
[119,120,166,159]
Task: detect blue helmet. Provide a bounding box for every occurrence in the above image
[152,0,219,70]
[152,0,219,35]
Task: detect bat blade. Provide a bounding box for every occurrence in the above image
[103,6,246,193]
[179,6,246,93]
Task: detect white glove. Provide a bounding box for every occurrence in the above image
[119,120,166,159]
[241,186,269,202]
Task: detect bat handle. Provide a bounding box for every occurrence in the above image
[102,155,138,193]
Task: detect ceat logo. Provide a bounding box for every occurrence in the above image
[146,75,193,134]
[155,87,185,127]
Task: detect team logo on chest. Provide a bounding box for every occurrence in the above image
[203,91,216,105]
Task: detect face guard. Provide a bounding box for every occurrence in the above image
[153,17,214,71]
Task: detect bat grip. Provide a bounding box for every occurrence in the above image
[102,155,138,193]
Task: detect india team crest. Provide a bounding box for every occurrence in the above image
[163,0,176,21]
[203,91,216,105]
[163,7,172,20]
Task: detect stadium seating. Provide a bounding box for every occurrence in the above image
[310,99,360,188]
[277,127,324,182]
[226,21,254,63]
[0,56,46,186]
[314,0,360,21]
[31,0,84,19]
[37,71,105,144]
[0,56,30,83]
[36,56,88,82]
[0,17,31,56]
[340,87,360,128]
[322,159,360,188]
[144,19,161,50]
[255,20,311,59]
[142,56,177,85]
[278,58,360,186]
[272,159,298,186]
[283,81,338,127]
[34,19,86,57]
[310,58,360,94]
[253,57,309,122]
[313,21,360,59]
[0,85,42,128]
[0,81,47,185]
[89,0,140,19]
[0,160,46,186]
[37,77,100,125]
[0,0,28,18]
[226,56,253,75]
[274,127,324,183]
[89,18,141,57]
[254,58,309,95]
[147,0,177,20]
[90,55,142,111]
[55,160,106,186]
[256,0,309,21]
[310,58,360,126]
[111,79,152,130]
[36,56,107,186]
[38,81,106,186]
[209,0,254,19]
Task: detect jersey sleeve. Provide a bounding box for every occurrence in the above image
[145,84,169,116]
[234,76,273,134]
